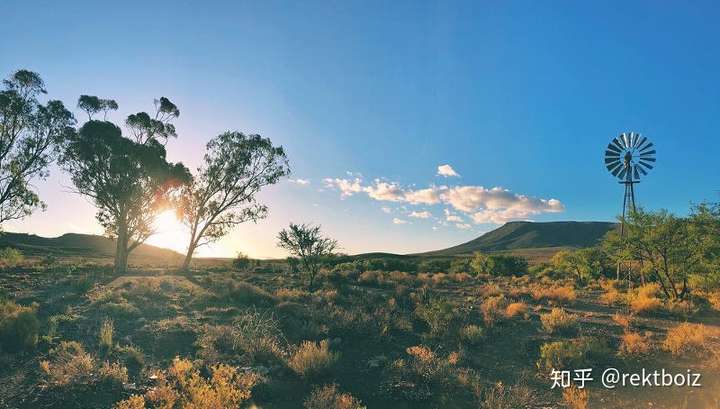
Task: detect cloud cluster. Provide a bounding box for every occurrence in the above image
[324,176,564,225]
[437,164,460,177]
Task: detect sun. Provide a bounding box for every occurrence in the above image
[145,210,189,254]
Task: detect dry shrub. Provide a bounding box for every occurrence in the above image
[114,395,145,409]
[611,313,631,330]
[599,288,622,305]
[507,286,532,298]
[449,272,472,283]
[480,382,536,409]
[540,308,577,334]
[663,323,718,357]
[707,291,720,311]
[304,384,365,409]
[215,281,277,307]
[275,288,309,301]
[599,279,619,292]
[537,337,610,370]
[40,341,95,386]
[99,319,114,353]
[562,386,588,409]
[288,340,339,378]
[0,300,39,352]
[430,273,448,286]
[460,324,485,346]
[358,271,383,286]
[388,271,418,286]
[618,332,653,356]
[100,361,129,385]
[478,284,503,298]
[531,285,576,304]
[666,300,697,317]
[481,295,507,327]
[505,302,528,319]
[133,357,259,409]
[629,284,663,315]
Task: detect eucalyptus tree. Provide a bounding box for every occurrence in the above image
[178,131,290,270]
[61,97,190,273]
[0,70,75,225]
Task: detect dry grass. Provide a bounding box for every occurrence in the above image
[618,331,653,356]
[288,340,339,378]
[540,308,577,334]
[504,302,528,319]
[478,283,503,298]
[531,285,577,304]
[114,395,145,409]
[611,313,631,330]
[481,295,507,327]
[99,319,114,353]
[304,384,365,409]
[562,386,589,409]
[99,361,129,385]
[663,323,718,357]
[40,341,95,386]
[629,283,663,315]
[460,324,484,346]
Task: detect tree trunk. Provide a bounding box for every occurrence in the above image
[181,243,196,272]
[114,220,129,274]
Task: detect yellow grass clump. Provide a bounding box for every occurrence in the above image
[629,284,663,315]
[562,386,589,409]
[662,323,717,357]
[505,302,528,319]
[288,340,340,378]
[531,285,577,304]
[481,295,507,327]
[618,331,653,356]
[540,308,577,334]
[304,384,366,409]
[611,313,631,330]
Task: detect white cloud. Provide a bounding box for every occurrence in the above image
[437,164,460,177]
[444,208,463,222]
[324,175,564,224]
[455,223,472,229]
[409,210,432,219]
[381,207,392,214]
[289,178,310,186]
[323,177,363,198]
[392,218,408,225]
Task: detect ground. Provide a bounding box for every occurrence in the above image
[0,258,718,408]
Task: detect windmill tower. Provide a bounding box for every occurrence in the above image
[604,132,656,280]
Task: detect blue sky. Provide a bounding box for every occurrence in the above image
[2,1,719,258]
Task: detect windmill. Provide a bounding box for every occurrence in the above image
[604,131,656,280]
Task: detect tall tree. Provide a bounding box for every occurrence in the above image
[277,223,337,289]
[0,70,75,225]
[178,131,289,270]
[60,97,190,273]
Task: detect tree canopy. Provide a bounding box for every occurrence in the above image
[0,70,75,225]
[277,223,337,289]
[178,131,290,270]
[60,97,190,273]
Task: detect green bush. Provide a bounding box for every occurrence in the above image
[537,337,611,370]
[0,300,39,352]
[488,255,528,276]
[0,248,23,267]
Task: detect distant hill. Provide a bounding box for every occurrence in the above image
[419,221,617,257]
[0,232,182,259]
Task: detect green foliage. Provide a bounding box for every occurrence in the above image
[470,251,494,275]
[488,254,528,276]
[179,131,290,270]
[552,247,612,282]
[414,298,459,338]
[417,258,451,273]
[0,300,39,352]
[77,95,118,120]
[0,247,23,266]
[0,70,75,225]
[537,337,611,370]
[232,252,251,270]
[603,206,716,300]
[277,223,338,289]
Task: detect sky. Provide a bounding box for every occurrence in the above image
[1,1,719,258]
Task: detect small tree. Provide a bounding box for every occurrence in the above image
[277,223,337,289]
[0,70,75,225]
[603,208,699,300]
[77,95,118,120]
[470,251,494,275]
[60,97,190,273]
[178,132,289,270]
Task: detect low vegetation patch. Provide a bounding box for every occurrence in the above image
[288,340,339,379]
[304,384,366,409]
[540,307,577,334]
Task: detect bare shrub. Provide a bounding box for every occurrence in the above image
[481,295,507,327]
